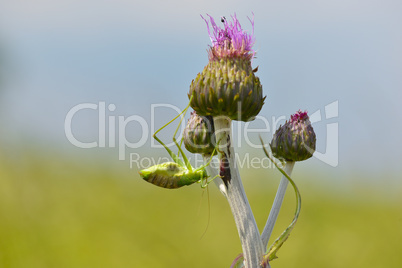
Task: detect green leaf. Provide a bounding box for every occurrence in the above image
[230,253,244,268]
[260,137,302,262]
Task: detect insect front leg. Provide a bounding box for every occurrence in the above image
[200,174,222,188]
[197,149,222,189]
[197,137,222,171]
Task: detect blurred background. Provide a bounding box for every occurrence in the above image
[0,0,401,267]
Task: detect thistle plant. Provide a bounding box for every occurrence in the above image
[270,110,316,162]
[188,14,266,267]
[260,110,316,253]
[139,14,317,267]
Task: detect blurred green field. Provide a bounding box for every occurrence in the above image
[1,150,401,268]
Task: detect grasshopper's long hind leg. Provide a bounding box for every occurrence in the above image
[153,96,193,167]
[171,96,194,171]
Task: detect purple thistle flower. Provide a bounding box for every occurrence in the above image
[270,110,316,162]
[290,110,309,124]
[201,13,256,61]
[188,12,265,122]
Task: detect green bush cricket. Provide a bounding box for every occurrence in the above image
[139,96,220,189]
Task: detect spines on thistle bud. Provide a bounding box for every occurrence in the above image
[183,111,216,155]
[188,14,265,122]
[270,110,316,162]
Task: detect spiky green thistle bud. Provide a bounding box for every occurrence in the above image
[183,111,216,155]
[188,14,265,122]
[270,110,316,162]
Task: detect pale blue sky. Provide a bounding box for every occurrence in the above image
[1,0,401,181]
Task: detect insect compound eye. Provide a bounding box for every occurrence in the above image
[221,16,226,23]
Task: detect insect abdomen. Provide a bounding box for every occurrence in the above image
[145,173,181,188]
[139,162,201,189]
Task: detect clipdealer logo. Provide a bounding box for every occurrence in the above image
[64,101,339,167]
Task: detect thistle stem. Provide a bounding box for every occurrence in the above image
[213,116,265,268]
[261,161,295,249]
[202,155,228,198]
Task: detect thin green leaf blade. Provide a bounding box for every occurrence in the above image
[260,137,302,262]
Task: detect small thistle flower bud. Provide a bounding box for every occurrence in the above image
[183,111,216,155]
[188,14,265,122]
[270,110,316,162]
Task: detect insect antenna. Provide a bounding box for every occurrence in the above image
[199,183,211,240]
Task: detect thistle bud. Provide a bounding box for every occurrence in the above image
[183,111,216,155]
[188,14,265,122]
[270,110,316,162]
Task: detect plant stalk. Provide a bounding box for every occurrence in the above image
[202,155,228,198]
[213,116,265,268]
[261,161,295,249]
